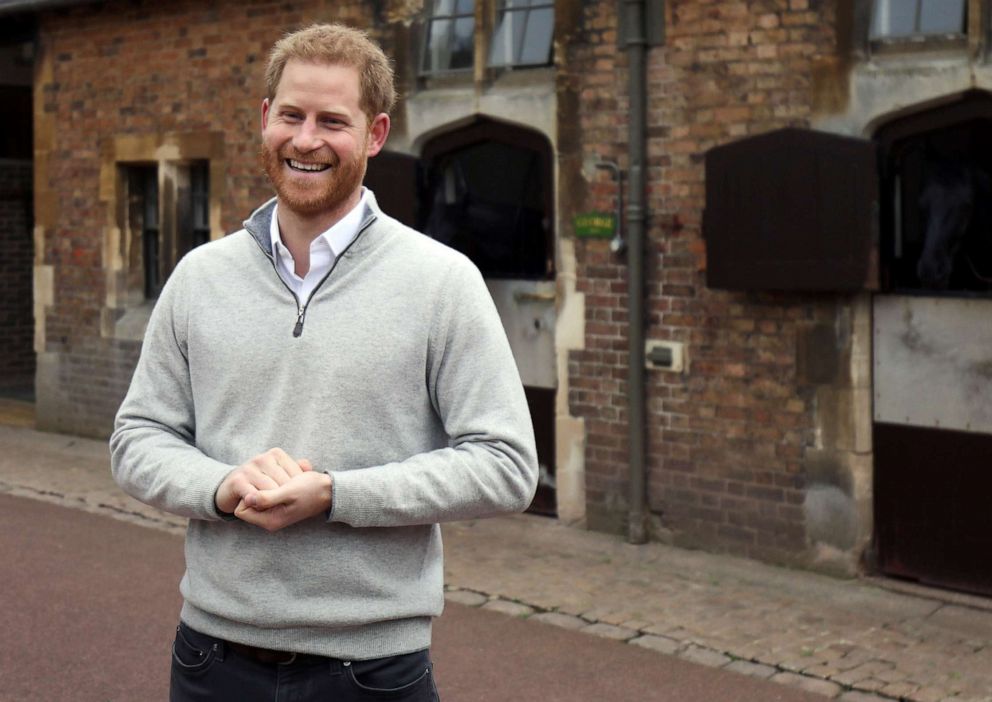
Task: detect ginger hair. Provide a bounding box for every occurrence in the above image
[265,23,397,121]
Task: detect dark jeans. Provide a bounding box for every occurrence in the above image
[170,621,440,701]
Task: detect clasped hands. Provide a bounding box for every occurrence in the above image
[215,448,331,532]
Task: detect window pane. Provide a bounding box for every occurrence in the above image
[870,0,918,38]
[141,167,160,298]
[488,11,516,66]
[505,11,528,65]
[191,162,209,230]
[455,0,473,14]
[450,16,475,69]
[519,7,553,65]
[920,0,966,34]
[143,170,158,227]
[423,14,474,72]
[432,0,455,15]
[143,229,159,298]
[423,19,451,72]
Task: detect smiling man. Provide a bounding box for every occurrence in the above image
[110,24,537,702]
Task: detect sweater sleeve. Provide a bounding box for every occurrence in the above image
[110,261,236,521]
[327,260,539,527]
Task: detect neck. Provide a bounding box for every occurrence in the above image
[277,189,362,251]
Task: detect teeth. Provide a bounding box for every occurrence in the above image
[287,160,330,172]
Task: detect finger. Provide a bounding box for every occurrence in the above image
[235,503,290,532]
[241,467,280,492]
[215,471,244,514]
[279,460,304,479]
[256,453,294,485]
[267,448,303,485]
[298,459,313,472]
[245,484,292,511]
[270,448,306,478]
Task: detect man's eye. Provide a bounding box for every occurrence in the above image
[282,112,303,122]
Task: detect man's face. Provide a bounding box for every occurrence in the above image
[260,60,388,218]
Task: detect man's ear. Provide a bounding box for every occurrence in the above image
[261,98,271,131]
[366,113,391,158]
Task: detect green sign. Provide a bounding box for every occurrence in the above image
[574,212,615,239]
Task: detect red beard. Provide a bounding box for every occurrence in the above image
[259,142,367,217]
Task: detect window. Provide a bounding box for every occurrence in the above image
[100,132,223,341]
[869,0,966,41]
[421,0,475,74]
[420,0,555,75]
[122,160,210,300]
[488,0,554,68]
[125,167,161,298]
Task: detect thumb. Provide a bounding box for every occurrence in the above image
[245,485,288,510]
[299,458,314,472]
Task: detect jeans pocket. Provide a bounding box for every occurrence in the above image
[171,624,218,674]
[344,651,435,700]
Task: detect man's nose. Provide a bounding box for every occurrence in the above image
[292,119,322,152]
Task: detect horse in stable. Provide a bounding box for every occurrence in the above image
[917,157,992,291]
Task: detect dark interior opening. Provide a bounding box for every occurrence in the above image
[0,19,36,407]
[877,92,992,296]
[420,118,554,281]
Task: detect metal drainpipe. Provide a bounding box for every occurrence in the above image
[622,0,648,544]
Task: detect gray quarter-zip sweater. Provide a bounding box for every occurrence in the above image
[110,193,538,659]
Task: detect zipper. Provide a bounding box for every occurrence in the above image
[249,214,376,338]
[293,306,306,337]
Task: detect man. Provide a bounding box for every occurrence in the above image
[111,23,537,701]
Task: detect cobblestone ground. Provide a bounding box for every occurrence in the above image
[441,517,992,702]
[1,424,990,702]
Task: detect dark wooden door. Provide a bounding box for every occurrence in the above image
[874,422,992,596]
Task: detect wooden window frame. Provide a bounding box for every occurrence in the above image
[854,0,985,57]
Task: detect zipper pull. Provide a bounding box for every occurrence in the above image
[293,307,305,337]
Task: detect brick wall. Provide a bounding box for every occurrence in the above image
[36,0,861,568]
[34,0,381,435]
[564,0,845,566]
[0,159,34,398]
[556,0,631,530]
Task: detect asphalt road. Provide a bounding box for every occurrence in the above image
[0,494,826,701]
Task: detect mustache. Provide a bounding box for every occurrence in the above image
[277,147,338,166]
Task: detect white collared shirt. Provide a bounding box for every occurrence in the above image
[269,189,369,303]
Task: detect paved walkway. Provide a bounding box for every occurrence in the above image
[1,493,829,702]
[1,421,990,702]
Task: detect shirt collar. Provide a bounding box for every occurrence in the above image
[269,188,370,258]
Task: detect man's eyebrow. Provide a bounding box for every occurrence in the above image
[316,109,352,120]
[275,103,354,121]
